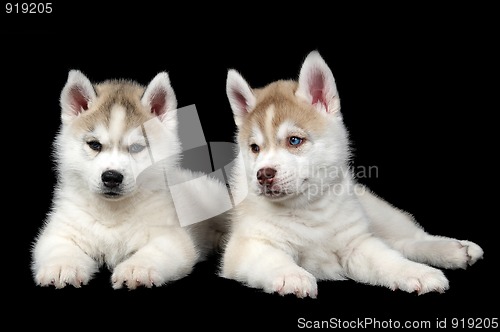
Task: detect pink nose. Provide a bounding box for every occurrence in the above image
[257,168,276,186]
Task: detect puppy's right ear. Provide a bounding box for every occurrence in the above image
[60,70,96,124]
[226,69,256,127]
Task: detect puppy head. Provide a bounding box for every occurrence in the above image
[56,70,180,200]
[226,51,350,204]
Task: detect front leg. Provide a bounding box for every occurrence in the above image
[111,226,198,290]
[221,235,318,298]
[32,233,99,288]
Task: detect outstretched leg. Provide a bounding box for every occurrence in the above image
[341,234,449,294]
[356,184,483,269]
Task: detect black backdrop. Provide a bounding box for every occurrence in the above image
[3,4,497,329]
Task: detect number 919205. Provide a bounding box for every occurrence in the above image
[6,3,52,14]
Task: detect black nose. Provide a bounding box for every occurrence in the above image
[101,170,124,188]
[257,168,276,186]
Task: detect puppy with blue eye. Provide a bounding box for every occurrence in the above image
[220,51,484,298]
[32,70,228,289]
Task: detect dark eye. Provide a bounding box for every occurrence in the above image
[87,141,102,152]
[129,143,145,153]
[288,136,304,147]
[250,144,260,153]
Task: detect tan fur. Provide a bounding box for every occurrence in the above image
[71,80,152,134]
[239,80,326,147]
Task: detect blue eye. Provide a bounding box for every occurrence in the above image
[129,143,145,153]
[288,136,303,147]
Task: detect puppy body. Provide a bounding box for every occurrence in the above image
[221,52,483,297]
[32,71,226,289]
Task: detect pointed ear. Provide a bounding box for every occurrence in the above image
[141,72,177,119]
[226,69,256,127]
[60,70,96,123]
[296,51,340,115]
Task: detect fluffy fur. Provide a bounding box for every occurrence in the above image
[32,70,227,289]
[220,51,484,298]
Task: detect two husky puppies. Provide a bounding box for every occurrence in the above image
[32,51,483,297]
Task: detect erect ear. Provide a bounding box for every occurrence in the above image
[295,51,340,115]
[60,70,96,124]
[141,72,177,119]
[226,69,256,127]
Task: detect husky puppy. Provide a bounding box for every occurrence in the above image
[32,70,226,289]
[221,51,483,298]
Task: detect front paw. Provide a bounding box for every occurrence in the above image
[265,266,318,299]
[392,264,449,295]
[34,257,97,289]
[112,256,193,290]
[112,261,161,290]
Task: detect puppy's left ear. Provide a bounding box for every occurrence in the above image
[142,72,177,120]
[296,51,340,115]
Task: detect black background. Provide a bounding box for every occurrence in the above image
[3,3,497,329]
